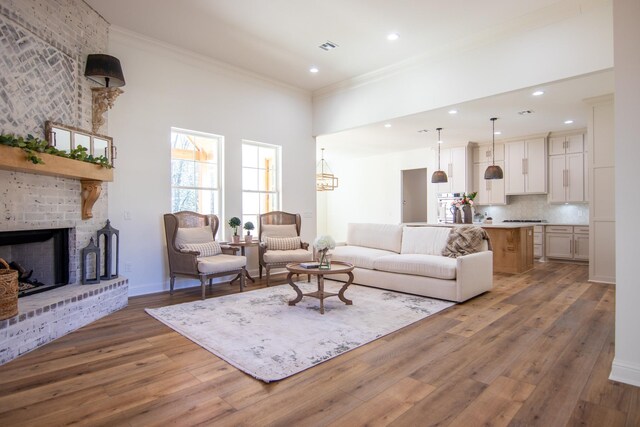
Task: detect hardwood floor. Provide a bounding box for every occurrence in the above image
[0,262,638,426]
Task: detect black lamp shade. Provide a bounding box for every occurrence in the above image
[484,164,504,180]
[431,170,448,183]
[84,54,125,87]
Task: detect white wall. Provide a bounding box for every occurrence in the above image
[107,28,315,296]
[313,3,613,136]
[611,0,640,387]
[321,147,437,242]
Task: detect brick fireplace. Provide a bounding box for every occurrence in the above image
[0,1,128,365]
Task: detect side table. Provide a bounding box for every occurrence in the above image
[229,240,258,284]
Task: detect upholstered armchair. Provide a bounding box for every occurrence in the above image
[258,211,313,286]
[164,211,247,299]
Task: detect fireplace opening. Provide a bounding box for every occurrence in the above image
[0,228,70,297]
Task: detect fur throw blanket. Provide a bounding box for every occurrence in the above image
[442,225,492,258]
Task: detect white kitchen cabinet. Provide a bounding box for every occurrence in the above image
[534,225,544,259]
[473,161,506,205]
[435,146,469,194]
[547,133,586,203]
[472,143,504,163]
[505,138,547,195]
[545,225,589,261]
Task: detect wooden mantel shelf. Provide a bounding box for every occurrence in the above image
[0,144,113,219]
[0,144,113,182]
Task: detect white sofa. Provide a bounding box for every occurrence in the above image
[330,223,493,302]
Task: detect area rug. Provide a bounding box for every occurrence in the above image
[145,281,454,382]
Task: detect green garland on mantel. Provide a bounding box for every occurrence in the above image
[0,133,112,168]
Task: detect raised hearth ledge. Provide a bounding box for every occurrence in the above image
[0,278,128,365]
[0,144,113,220]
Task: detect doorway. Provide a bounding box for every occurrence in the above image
[401,168,428,223]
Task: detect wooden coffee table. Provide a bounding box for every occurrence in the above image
[285,261,355,314]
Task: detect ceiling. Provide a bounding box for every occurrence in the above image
[317,70,614,159]
[86,1,613,158]
[85,0,595,92]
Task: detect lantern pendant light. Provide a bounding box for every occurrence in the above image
[484,117,504,180]
[431,127,448,183]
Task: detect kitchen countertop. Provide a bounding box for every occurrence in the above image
[404,222,588,228]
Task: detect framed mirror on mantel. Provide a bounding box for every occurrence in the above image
[45,121,115,166]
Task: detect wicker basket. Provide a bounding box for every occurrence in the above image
[0,258,19,320]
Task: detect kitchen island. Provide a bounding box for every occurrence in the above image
[405,222,535,274]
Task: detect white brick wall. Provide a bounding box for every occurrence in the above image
[0,0,111,285]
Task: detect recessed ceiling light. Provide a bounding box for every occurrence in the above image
[384,123,391,128]
[448,109,458,115]
[532,90,545,96]
[387,33,400,41]
[309,66,319,73]
[417,129,429,133]
[564,119,574,124]
[494,131,502,135]
[518,110,534,115]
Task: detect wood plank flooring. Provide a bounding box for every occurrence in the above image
[0,262,638,426]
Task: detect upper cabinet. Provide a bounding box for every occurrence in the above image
[472,143,506,205]
[547,133,586,203]
[504,138,547,195]
[435,145,471,194]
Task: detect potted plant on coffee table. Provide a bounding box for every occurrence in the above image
[228,217,242,243]
[243,221,255,243]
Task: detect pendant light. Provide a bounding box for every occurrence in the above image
[431,127,448,183]
[316,148,339,191]
[484,117,504,180]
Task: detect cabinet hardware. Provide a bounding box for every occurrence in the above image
[522,158,526,175]
[574,238,578,255]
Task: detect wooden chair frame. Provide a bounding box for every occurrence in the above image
[164,211,246,299]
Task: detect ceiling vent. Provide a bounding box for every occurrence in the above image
[518,109,534,115]
[319,41,339,51]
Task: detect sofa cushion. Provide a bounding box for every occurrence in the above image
[373,254,457,280]
[260,224,298,242]
[180,241,222,257]
[332,245,396,270]
[197,254,246,274]
[347,223,403,253]
[401,226,452,255]
[175,226,213,247]
[263,249,313,263]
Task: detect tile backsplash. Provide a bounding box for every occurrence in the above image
[477,195,588,224]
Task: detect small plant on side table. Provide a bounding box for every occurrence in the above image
[228,217,242,243]
[243,221,255,242]
[313,235,336,269]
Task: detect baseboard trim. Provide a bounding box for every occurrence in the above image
[610,359,640,387]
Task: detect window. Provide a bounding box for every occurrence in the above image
[171,128,222,217]
[242,141,281,229]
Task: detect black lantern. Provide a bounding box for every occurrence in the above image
[97,220,119,280]
[81,237,100,285]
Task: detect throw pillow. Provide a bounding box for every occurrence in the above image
[180,241,222,257]
[265,236,301,251]
[260,224,298,242]
[175,226,214,247]
[441,225,490,258]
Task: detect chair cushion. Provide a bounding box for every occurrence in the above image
[331,245,396,270]
[180,241,222,257]
[265,236,301,250]
[373,254,457,280]
[197,254,246,274]
[347,223,403,253]
[263,249,313,263]
[261,224,298,242]
[175,226,213,247]
[401,226,452,255]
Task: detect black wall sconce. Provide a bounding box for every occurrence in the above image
[84,54,125,134]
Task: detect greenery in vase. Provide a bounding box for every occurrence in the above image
[0,133,112,168]
[228,217,242,236]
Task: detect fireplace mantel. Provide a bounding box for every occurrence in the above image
[0,144,113,219]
